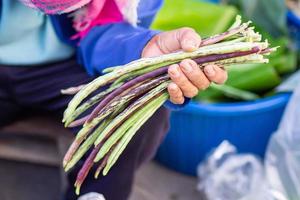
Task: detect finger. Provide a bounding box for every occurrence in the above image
[156,27,201,54]
[179,59,210,90]
[168,64,199,98]
[168,83,185,104]
[203,65,228,84]
[179,28,202,52]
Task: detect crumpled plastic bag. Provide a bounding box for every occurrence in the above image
[197,80,300,200]
[197,141,274,200]
[265,78,300,200]
[276,70,300,92]
[77,192,106,200]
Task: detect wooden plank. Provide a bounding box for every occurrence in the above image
[1,116,73,139]
[0,159,61,200]
[0,116,74,166]
[130,162,206,200]
[0,134,60,166]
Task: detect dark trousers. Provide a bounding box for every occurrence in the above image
[0,59,170,200]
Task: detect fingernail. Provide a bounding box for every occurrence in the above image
[185,40,197,49]
[169,83,177,91]
[204,65,215,76]
[182,62,192,72]
[170,66,180,77]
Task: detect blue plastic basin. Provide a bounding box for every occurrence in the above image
[156,93,291,176]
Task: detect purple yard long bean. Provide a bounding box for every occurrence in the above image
[66,83,123,127]
[69,75,168,127]
[74,143,101,194]
[61,16,277,194]
[62,17,261,122]
[86,47,261,123]
[64,76,169,170]
[64,104,127,170]
[86,67,169,122]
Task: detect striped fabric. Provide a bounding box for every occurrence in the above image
[19,0,140,38]
[19,0,92,14]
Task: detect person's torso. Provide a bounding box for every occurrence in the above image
[0,0,75,65]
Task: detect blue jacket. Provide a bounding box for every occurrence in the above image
[50,0,189,109]
[0,0,189,109]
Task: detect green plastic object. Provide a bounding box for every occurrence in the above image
[151,0,238,37]
[195,64,281,102]
[210,83,259,101]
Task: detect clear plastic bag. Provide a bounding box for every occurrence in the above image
[77,192,106,200]
[276,70,300,92]
[197,141,273,200]
[265,81,300,200]
[197,81,300,200]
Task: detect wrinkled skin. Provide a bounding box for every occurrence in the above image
[142,27,228,104]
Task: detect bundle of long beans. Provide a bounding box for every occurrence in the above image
[61,16,277,194]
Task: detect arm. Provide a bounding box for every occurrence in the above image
[77,0,163,75]
[78,0,227,108]
[78,23,159,76]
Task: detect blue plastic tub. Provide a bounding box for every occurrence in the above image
[287,10,300,50]
[156,93,291,176]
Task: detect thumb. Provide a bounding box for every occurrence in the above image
[157,27,202,53]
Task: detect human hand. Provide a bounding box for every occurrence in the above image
[142,27,228,104]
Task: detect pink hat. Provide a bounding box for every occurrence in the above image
[20,0,140,38]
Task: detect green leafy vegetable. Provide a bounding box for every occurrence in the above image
[196,63,281,101]
[225,0,288,37]
[152,0,238,37]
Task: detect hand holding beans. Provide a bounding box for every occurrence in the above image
[142,27,228,104]
[63,17,273,190]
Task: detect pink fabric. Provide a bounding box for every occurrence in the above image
[19,0,129,39]
[20,0,93,14]
[72,0,123,39]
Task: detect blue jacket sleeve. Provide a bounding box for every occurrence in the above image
[78,0,164,75]
[78,23,159,75]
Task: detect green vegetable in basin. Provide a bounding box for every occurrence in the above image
[152,0,297,102]
[227,0,287,37]
[261,36,297,75]
[227,64,281,92]
[210,83,260,101]
[151,0,238,37]
[195,63,281,102]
